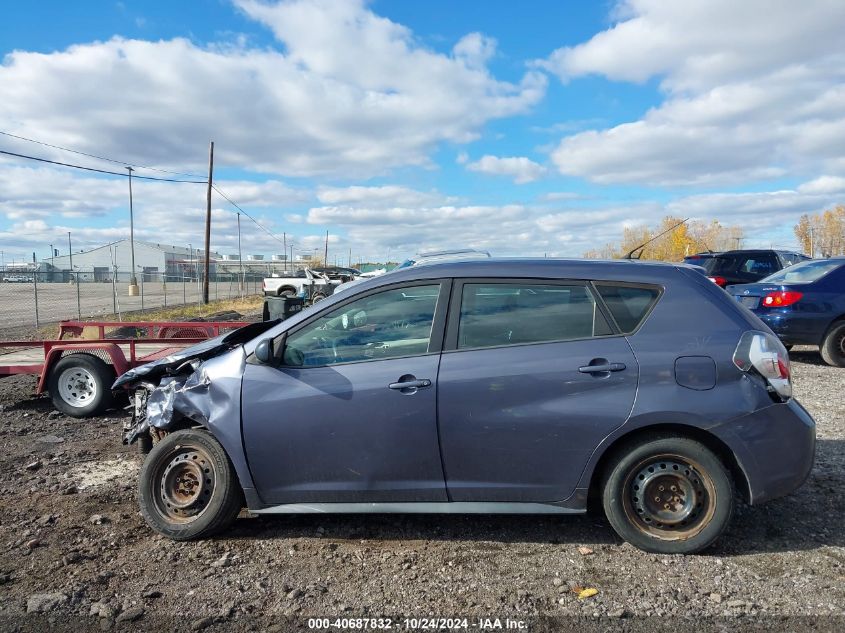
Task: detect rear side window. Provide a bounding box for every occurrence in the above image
[457,283,612,349]
[594,284,661,334]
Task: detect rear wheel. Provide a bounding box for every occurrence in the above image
[820,321,845,367]
[47,354,115,417]
[138,429,243,540]
[602,436,733,554]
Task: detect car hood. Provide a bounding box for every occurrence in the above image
[112,319,279,389]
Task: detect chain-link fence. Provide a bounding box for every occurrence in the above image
[0,270,265,336]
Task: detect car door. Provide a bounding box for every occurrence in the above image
[437,279,640,503]
[242,281,450,504]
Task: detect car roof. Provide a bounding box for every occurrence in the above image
[716,249,803,255]
[347,258,694,291]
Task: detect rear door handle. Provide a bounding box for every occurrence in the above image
[388,379,431,390]
[578,362,626,374]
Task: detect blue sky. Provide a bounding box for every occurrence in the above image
[1,0,844,265]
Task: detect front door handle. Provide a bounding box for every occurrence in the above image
[388,378,432,390]
[578,362,626,374]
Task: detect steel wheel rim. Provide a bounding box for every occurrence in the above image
[57,366,98,407]
[152,445,216,524]
[622,454,716,541]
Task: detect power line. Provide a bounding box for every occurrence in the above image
[0,149,207,183]
[0,129,207,179]
[211,184,291,248]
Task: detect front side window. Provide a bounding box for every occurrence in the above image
[457,283,611,350]
[283,284,441,366]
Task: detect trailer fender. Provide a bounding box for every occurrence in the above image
[37,344,129,394]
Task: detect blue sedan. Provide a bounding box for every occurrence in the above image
[727,257,845,366]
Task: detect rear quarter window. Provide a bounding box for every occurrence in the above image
[594,284,661,334]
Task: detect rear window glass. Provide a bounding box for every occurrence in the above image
[594,284,661,333]
[457,283,612,349]
[761,259,843,284]
[703,254,778,276]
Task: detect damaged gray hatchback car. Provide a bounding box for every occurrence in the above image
[114,258,815,554]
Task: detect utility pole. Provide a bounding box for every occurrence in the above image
[127,167,139,296]
[283,232,287,273]
[809,227,815,258]
[324,230,329,266]
[203,141,214,304]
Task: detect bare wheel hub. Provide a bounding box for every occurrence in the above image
[627,457,713,536]
[155,449,215,522]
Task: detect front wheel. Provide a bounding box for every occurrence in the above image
[138,429,243,540]
[820,321,845,367]
[602,436,733,554]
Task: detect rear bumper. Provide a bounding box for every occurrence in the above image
[754,311,824,346]
[714,399,815,505]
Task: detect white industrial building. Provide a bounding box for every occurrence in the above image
[37,239,296,281]
[40,239,221,281]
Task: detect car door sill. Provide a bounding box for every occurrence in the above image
[251,502,584,515]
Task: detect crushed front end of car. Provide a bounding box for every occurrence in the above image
[113,320,277,451]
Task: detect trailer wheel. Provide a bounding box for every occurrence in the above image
[47,354,116,417]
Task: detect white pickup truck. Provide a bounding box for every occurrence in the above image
[262,268,339,302]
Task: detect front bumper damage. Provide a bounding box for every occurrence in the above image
[122,364,211,445]
[113,320,277,446]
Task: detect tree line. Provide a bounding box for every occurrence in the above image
[583,205,844,261]
[794,205,845,257]
[582,217,744,261]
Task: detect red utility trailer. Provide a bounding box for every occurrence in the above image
[0,320,251,417]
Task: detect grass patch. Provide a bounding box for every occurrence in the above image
[33,295,264,340]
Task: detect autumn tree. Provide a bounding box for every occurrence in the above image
[795,205,845,257]
[583,216,744,261]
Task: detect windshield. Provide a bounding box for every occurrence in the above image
[761,259,843,284]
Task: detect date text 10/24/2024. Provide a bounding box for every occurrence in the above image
[308,617,528,630]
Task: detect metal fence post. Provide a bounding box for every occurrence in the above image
[163,275,167,308]
[140,273,145,311]
[33,272,40,328]
[182,273,186,304]
[75,272,81,320]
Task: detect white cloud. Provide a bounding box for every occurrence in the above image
[316,185,451,208]
[540,0,845,186]
[452,32,497,69]
[0,1,545,180]
[466,155,547,184]
[0,164,310,255]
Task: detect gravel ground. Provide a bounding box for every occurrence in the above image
[0,347,842,632]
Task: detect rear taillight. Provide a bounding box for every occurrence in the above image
[733,331,791,399]
[762,290,802,307]
[708,276,727,287]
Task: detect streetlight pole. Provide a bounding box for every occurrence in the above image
[127,167,139,296]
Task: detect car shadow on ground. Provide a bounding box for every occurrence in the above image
[230,439,844,556]
[789,348,828,367]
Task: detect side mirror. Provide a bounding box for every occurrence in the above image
[254,338,274,364]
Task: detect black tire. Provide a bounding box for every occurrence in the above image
[278,288,296,297]
[820,321,845,367]
[310,292,327,304]
[138,429,243,540]
[47,354,116,417]
[601,436,733,554]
